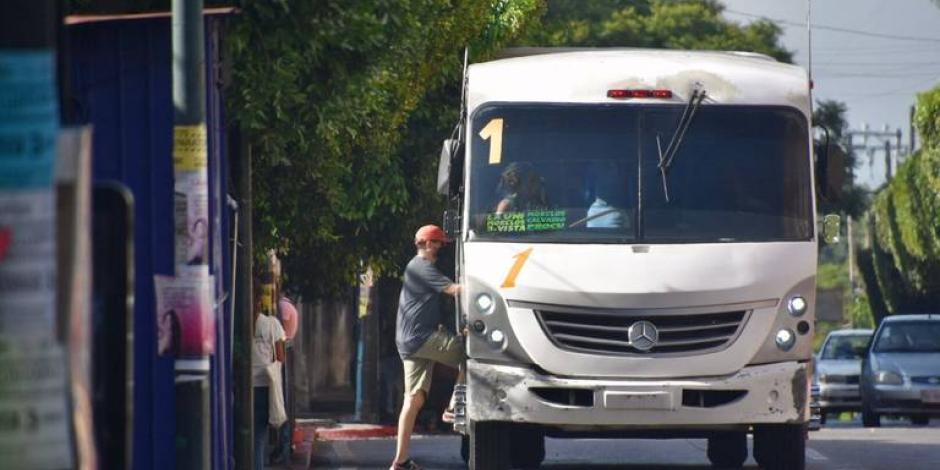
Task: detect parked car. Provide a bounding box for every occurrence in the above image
[861,314,940,427]
[814,329,873,424]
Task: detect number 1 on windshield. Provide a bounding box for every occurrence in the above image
[479,118,504,165]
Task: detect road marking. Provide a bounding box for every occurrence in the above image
[806,447,829,461]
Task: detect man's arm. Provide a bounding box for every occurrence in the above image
[275,340,286,362]
[443,283,461,297]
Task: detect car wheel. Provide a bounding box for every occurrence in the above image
[753,424,805,470]
[469,421,510,470]
[706,431,747,469]
[911,414,930,426]
[509,425,545,469]
[861,399,881,428]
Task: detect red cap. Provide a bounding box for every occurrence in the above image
[415,224,447,244]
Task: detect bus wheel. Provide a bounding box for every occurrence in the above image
[469,421,509,470]
[510,425,545,469]
[706,431,747,469]
[753,424,806,470]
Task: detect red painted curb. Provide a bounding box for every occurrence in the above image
[315,426,398,440]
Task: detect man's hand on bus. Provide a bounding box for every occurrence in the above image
[444,283,461,297]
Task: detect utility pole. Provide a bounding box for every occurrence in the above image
[884,139,892,181]
[846,216,855,325]
[172,1,211,469]
[909,105,916,154]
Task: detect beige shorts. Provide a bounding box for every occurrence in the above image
[402,330,465,398]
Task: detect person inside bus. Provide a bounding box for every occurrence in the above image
[586,170,629,229]
[495,162,548,214]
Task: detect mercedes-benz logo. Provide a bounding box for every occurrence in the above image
[628,320,659,352]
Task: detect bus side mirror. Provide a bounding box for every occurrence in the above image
[437,138,464,197]
[822,214,841,244]
[814,131,845,202]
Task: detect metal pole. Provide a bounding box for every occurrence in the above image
[884,139,892,182]
[909,105,916,153]
[232,139,254,469]
[847,215,855,325]
[172,1,210,469]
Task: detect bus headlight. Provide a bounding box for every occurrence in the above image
[775,328,796,351]
[489,329,505,344]
[787,296,807,317]
[475,293,495,315]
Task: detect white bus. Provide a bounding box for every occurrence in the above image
[437,49,841,470]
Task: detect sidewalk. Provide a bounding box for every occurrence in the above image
[266,419,398,469]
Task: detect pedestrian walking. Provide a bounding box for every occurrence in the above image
[252,282,286,470]
[390,225,464,470]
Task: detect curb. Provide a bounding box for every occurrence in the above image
[315,424,398,440]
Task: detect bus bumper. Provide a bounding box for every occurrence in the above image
[465,360,808,430]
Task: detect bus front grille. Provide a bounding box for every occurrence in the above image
[536,309,749,356]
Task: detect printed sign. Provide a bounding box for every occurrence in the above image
[154,270,216,357]
[0,51,59,189]
[172,125,208,172]
[174,172,209,266]
[485,209,567,233]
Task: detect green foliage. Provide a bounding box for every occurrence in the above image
[519,0,792,62]
[816,262,847,290]
[813,99,869,218]
[864,86,940,316]
[227,0,540,298]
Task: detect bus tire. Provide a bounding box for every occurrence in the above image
[469,421,509,470]
[753,424,806,470]
[510,425,545,468]
[460,434,469,464]
[706,431,747,469]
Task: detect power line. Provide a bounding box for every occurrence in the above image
[725,9,940,43]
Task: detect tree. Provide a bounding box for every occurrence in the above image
[519,0,792,63]
[227,1,541,299]
[862,86,940,317]
[813,99,869,218]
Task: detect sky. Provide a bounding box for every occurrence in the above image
[720,0,940,189]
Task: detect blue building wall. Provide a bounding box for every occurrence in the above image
[67,13,233,470]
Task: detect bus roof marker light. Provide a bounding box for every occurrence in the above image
[607,89,673,99]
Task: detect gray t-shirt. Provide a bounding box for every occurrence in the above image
[395,255,453,358]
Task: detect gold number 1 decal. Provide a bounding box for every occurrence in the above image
[501,247,533,288]
[479,118,504,165]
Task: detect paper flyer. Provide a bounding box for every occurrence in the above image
[154,270,216,357]
[173,172,209,266]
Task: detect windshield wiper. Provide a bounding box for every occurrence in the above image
[657,88,706,202]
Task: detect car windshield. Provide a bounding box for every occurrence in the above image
[820,334,870,360]
[466,103,812,243]
[873,321,940,353]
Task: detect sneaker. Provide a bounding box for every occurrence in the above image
[390,458,423,470]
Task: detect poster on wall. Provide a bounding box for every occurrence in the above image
[154,269,216,357]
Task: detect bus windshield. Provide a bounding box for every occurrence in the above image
[467,103,812,243]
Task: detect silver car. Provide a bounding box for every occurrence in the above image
[815,329,872,424]
[861,314,940,427]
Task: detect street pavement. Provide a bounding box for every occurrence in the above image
[309,417,939,469]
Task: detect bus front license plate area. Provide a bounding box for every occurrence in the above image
[603,391,674,410]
